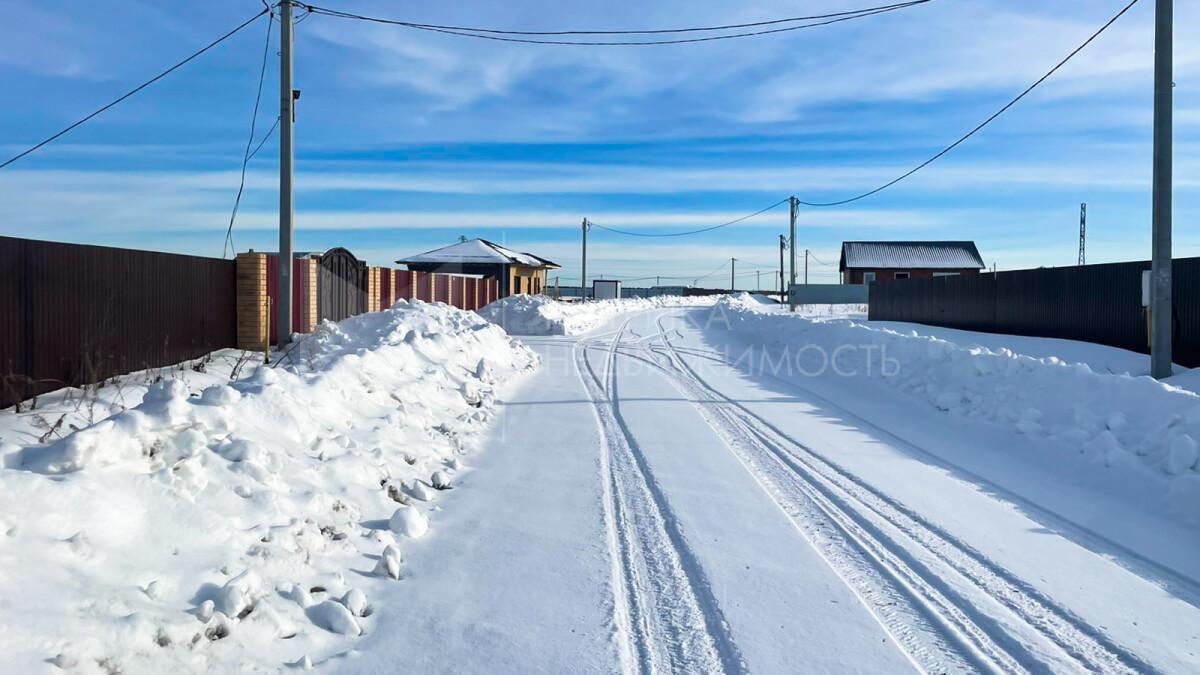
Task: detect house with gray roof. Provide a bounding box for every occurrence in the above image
[398,238,560,297]
[839,241,985,284]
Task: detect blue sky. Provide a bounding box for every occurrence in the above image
[0,0,1197,286]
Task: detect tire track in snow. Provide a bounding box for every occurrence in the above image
[642,311,1150,674]
[665,338,1200,601]
[574,320,747,675]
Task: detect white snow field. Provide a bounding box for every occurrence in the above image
[352,296,1199,674]
[478,293,716,336]
[0,300,536,673]
[4,294,1200,673]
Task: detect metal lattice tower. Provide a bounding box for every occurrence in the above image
[1078,202,1087,266]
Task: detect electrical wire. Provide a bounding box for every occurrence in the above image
[692,259,732,282]
[806,251,835,266]
[302,1,928,35]
[298,1,931,46]
[247,116,280,161]
[0,8,269,170]
[590,198,789,237]
[795,0,1139,207]
[225,12,275,258]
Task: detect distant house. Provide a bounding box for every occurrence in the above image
[397,238,560,297]
[839,241,985,284]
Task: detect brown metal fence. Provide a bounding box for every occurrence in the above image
[1,236,511,407]
[0,236,236,408]
[868,257,1200,367]
[265,254,314,344]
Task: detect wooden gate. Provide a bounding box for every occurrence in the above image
[317,247,366,323]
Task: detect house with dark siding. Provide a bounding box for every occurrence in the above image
[839,241,985,284]
[398,238,560,297]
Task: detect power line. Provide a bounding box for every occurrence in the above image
[299,1,931,46]
[225,12,275,258]
[795,0,1139,207]
[738,260,781,269]
[590,198,789,237]
[809,253,836,266]
[302,1,928,36]
[0,8,269,171]
[693,259,732,282]
[248,116,281,162]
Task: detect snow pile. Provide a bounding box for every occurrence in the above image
[0,299,535,673]
[794,303,868,318]
[479,294,717,335]
[710,294,1200,514]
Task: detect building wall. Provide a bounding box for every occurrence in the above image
[843,267,981,284]
[507,265,549,296]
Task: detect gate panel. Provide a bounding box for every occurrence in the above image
[317,247,366,323]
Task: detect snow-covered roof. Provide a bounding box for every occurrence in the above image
[397,239,559,268]
[839,241,984,271]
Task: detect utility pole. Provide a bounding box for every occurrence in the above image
[581,218,589,301]
[1078,203,1087,266]
[805,249,809,285]
[788,196,798,311]
[778,234,786,303]
[277,0,295,346]
[1151,0,1172,379]
[730,258,737,292]
[756,270,761,291]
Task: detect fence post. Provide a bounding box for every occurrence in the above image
[236,252,268,350]
[306,257,317,331]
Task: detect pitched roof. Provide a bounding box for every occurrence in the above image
[397,238,559,268]
[839,241,985,271]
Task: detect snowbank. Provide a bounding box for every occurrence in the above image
[479,294,717,335]
[710,294,1200,515]
[0,300,536,673]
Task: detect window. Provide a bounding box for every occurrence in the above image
[862,272,876,285]
[894,272,910,280]
[933,272,960,278]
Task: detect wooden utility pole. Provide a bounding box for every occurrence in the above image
[1150,0,1172,379]
[277,0,295,345]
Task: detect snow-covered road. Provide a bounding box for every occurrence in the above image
[350,305,1200,674]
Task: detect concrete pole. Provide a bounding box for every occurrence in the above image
[730,258,736,292]
[805,249,809,285]
[277,0,294,346]
[581,218,589,301]
[1151,0,1173,379]
[788,197,797,311]
[778,234,785,302]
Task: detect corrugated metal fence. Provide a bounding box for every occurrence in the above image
[0,237,506,408]
[869,257,1200,367]
[0,236,236,408]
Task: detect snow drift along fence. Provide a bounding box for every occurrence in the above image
[238,250,502,351]
[0,235,236,408]
[868,257,1200,367]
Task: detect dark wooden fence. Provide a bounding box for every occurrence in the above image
[0,236,236,408]
[869,257,1200,367]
